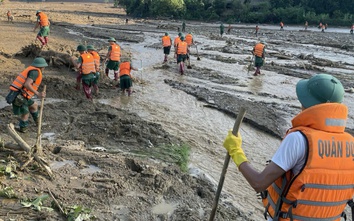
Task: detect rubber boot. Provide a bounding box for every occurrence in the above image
[31,111,39,126]
[114,72,119,81]
[18,120,29,133]
[105,68,109,78]
[37,36,45,45]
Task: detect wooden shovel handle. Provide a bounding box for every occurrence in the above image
[209,107,247,221]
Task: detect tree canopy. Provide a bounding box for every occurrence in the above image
[117,0,353,26]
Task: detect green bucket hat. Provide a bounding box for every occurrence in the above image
[296,74,344,109]
[31,57,48,67]
[108,37,116,42]
[76,44,86,51]
[36,10,41,15]
[86,45,96,50]
[165,32,168,36]
[180,36,185,41]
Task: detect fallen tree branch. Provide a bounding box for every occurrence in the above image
[48,188,65,215]
[7,123,31,153]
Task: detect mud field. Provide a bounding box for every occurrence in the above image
[0,1,354,221]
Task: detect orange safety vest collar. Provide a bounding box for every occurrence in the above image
[10,66,42,99]
[262,103,354,221]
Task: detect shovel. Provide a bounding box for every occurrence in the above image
[187,54,192,69]
[195,44,201,61]
[209,107,247,221]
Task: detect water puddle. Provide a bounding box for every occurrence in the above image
[50,160,101,174]
[152,200,178,215]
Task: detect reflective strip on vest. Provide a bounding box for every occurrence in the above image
[162,36,171,47]
[81,53,96,74]
[110,44,121,61]
[177,42,188,54]
[38,12,49,27]
[325,118,346,127]
[292,213,343,221]
[254,43,264,57]
[119,62,131,77]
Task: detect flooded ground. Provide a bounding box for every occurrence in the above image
[0,2,354,220]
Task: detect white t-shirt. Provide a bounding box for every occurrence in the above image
[267,131,307,221]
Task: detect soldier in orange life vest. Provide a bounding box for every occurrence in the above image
[351,24,354,34]
[33,10,50,48]
[280,21,284,30]
[86,45,100,95]
[7,11,14,23]
[118,58,137,96]
[185,32,194,47]
[223,74,354,221]
[70,45,98,100]
[104,37,121,82]
[252,41,265,76]
[7,57,48,133]
[176,36,188,75]
[161,32,172,63]
[173,32,182,57]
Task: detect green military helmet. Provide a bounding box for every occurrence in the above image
[180,36,185,41]
[178,32,182,37]
[76,44,86,51]
[108,37,116,42]
[31,57,48,67]
[165,32,169,36]
[86,45,96,50]
[36,10,41,15]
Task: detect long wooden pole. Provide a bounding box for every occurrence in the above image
[209,107,247,221]
[36,85,46,155]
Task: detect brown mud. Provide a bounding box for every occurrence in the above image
[1,1,354,221]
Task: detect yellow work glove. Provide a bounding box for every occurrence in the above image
[223,130,248,167]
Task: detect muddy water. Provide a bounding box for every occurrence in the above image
[65,24,354,219]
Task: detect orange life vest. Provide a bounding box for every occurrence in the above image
[351,25,354,30]
[80,53,96,75]
[185,34,193,46]
[280,22,284,27]
[10,66,42,99]
[89,51,100,71]
[253,43,265,57]
[162,36,171,47]
[262,103,354,221]
[38,12,49,27]
[119,62,131,77]
[109,44,121,61]
[177,42,188,55]
[7,11,11,17]
[174,37,181,47]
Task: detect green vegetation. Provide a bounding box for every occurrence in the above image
[133,143,191,172]
[117,0,353,26]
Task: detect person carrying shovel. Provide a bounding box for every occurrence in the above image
[222,74,354,221]
[252,41,265,76]
[6,57,48,133]
[176,36,188,75]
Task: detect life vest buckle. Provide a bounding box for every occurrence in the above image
[260,190,268,199]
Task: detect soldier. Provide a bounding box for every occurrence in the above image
[7,57,48,133]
